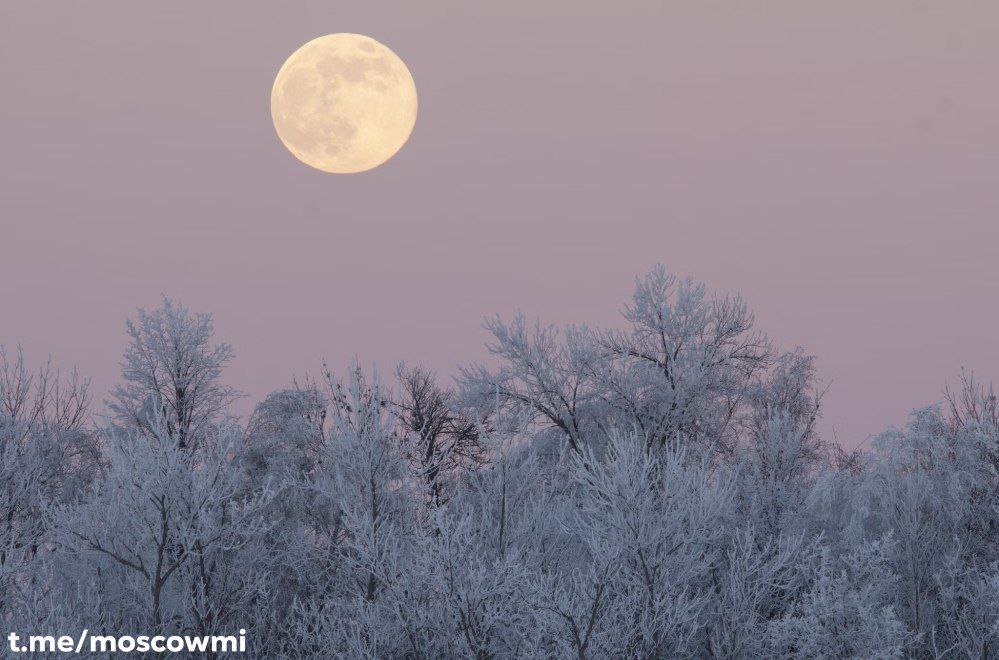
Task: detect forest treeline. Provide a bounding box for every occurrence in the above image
[1,266,997,658]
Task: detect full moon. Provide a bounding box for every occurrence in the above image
[271,34,418,174]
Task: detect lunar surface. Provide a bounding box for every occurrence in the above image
[271,34,418,174]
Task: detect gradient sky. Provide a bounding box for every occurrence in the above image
[2,1,997,447]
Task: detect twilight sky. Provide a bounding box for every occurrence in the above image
[1,1,996,447]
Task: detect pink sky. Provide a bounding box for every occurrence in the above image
[1,1,996,447]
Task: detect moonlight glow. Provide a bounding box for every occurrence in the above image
[271,33,418,174]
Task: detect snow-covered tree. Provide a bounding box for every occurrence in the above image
[597,267,772,453]
[768,537,912,658]
[0,347,96,621]
[460,267,773,458]
[4,271,998,656]
[47,415,274,638]
[110,297,240,449]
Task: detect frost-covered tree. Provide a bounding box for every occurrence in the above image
[4,271,999,657]
[110,297,240,449]
[767,537,912,658]
[848,404,999,657]
[243,384,327,483]
[704,529,816,659]
[736,350,826,537]
[557,433,735,657]
[460,267,773,457]
[596,267,772,453]
[280,365,429,657]
[0,347,95,621]
[47,414,274,638]
[460,315,600,454]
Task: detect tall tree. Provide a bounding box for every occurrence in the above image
[110,297,240,449]
[0,347,95,619]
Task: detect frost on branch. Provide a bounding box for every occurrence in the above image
[3,269,998,658]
